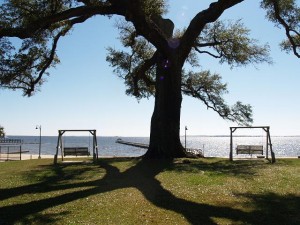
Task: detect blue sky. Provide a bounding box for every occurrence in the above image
[1,0,300,137]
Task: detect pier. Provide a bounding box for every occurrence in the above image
[115,139,149,149]
[116,138,204,157]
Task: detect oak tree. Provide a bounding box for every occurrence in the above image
[0,0,298,158]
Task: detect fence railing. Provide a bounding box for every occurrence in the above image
[0,138,26,161]
[0,138,23,145]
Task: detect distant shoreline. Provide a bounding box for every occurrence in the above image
[2,136,299,158]
[4,135,300,138]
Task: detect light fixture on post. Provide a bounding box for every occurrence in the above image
[36,125,42,159]
[185,126,188,150]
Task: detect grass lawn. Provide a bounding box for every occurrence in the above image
[0,158,299,225]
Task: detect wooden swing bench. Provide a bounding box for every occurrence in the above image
[63,147,90,157]
[236,145,263,155]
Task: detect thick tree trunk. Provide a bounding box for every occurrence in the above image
[144,57,186,159]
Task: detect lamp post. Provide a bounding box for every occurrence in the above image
[185,126,188,150]
[36,125,41,159]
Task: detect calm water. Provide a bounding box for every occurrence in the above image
[5,135,300,158]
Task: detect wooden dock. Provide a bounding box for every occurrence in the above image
[115,139,204,157]
[115,139,149,149]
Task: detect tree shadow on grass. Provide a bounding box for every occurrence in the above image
[169,158,271,177]
[236,192,300,225]
[0,159,298,224]
[0,162,100,202]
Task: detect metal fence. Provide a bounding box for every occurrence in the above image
[0,138,25,161]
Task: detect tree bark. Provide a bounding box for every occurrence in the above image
[144,55,186,159]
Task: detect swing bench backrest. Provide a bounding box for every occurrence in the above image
[236,145,263,155]
[63,147,90,156]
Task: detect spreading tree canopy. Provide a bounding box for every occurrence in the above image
[1,0,299,158]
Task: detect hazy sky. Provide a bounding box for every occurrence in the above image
[1,1,300,137]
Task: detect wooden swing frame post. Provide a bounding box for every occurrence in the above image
[229,126,275,163]
[54,129,99,164]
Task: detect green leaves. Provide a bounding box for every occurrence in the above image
[0,26,68,96]
[261,0,299,24]
[140,0,168,17]
[0,1,85,95]
[261,0,300,58]
[230,101,253,126]
[0,0,76,29]
[196,20,272,67]
[106,20,156,99]
[280,35,300,53]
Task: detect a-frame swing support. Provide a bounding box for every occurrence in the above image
[229,126,275,163]
[54,129,99,164]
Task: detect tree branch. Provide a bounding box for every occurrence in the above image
[269,0,300,58]
[132,51,157,96]
[0,4,124,39]
[181,70,252,125]
[180,0,244,63]
[182,82,230,119]
[194,47,222,58]
[122,0,171,57]
[26,28,71,96]
[195,41,222,48]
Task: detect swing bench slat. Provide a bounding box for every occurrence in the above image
[63,147,90,156]
[236,145,263,155]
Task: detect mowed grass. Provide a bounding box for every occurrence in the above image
[0,158,299,225]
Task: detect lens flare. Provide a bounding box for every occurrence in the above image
[163,59,171,69]
[168,38,180,49]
